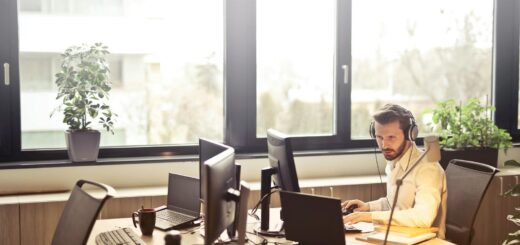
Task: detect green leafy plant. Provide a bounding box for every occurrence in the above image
[427,98,511,150]
[52,43,116,133]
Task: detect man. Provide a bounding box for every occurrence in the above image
[343,104,447,239]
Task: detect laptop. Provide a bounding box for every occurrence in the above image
[279,191,346,245]
[155,173,201,230]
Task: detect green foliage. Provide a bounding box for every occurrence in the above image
[427,98,512,150]
[51,43,116,133]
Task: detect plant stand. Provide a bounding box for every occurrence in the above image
[439,148,498,169]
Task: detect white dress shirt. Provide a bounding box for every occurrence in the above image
[368,143,447,239]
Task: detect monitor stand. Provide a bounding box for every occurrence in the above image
[206,181,251,245]
[254,167,285,237]
[212,231,249,245]
[255,220,285,237]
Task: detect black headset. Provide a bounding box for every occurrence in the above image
[369,106,418,141]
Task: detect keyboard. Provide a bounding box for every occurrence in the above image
[95,227,145,245]
[157,209,194,225]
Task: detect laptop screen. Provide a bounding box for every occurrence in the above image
[280,191,346,245]
[167,173,200,216]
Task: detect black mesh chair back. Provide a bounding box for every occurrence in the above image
[445,159,497,245]
[51,179,116,245]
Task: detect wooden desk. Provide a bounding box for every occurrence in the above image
[88,218,453,245]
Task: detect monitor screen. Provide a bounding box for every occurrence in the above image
[267,129,300,192]
[203,148,237,245]
[256,129,301,236]
[199,138,231,200]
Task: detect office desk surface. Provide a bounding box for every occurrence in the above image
[88,218,453,245]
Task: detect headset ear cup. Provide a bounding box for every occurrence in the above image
[369,121,375,139]
[409,123,419,141]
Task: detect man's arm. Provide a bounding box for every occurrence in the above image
[368,163,392,212]
[367,197,391,211]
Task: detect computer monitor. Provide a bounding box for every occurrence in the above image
[203,147,243,245]
[199,138,232,201]
[267,129,300,192]
[258,129,301,236]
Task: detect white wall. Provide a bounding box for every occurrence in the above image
[1,147,518,195]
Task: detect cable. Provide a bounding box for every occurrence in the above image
[249,187,280,219]
[374,146,391,208]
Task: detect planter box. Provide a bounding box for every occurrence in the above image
[439,148,498,169]
[65,130,100,162]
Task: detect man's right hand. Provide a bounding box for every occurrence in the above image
[341,199,369,212]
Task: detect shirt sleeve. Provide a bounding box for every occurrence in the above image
[371,163,444,228]
[368,197,390,211]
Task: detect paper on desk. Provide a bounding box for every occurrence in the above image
[365,232,436,245]
[352,222,375,233]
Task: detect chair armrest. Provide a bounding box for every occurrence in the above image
[77,179,116,198]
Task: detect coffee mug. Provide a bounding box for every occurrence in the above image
[132,208,156,236]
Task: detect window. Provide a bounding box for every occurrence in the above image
[17,0,224,151]
[0,0,519,163]
[256,0,335,137]
[351,0,493,138]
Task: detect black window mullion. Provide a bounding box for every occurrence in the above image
[224,0,257,152]
[0,0,20,158]
[337,0,351,144]
[494,0,520,141]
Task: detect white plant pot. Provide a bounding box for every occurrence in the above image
[65,130,101,162]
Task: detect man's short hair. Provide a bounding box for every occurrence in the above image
[372,104,414,133]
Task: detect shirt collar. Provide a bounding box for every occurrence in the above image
[389,142,419,171]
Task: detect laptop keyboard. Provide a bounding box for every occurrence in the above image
[157,209,194,225]
[95,227,145,245]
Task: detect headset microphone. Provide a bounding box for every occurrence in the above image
[383,135,440,245]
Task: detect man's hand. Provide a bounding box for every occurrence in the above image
[341,199,369,212]
[343,212,372,224]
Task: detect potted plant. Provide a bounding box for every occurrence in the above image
[51,43,116,162]
[427,97,512,169]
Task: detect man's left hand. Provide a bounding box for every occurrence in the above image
[343,212,372,224]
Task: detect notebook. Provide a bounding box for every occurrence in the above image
[374,225,438,237]
[155,173,201,230]
[279,191,346,245]
[356,231,437,245]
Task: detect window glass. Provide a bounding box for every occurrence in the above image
[18,0,224,149]
[351,0,493,138]
[256,0,335,137]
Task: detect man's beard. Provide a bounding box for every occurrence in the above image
[382,140,407,161]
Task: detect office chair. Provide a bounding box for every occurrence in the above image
[445,159,497,245]
[51,179,116,245]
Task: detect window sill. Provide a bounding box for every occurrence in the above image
[0,147,376,170]
[0,174,387,205]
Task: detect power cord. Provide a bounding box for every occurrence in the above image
[374,146,391,208]
[249,187,280,220]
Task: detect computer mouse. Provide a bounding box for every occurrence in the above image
[344,224,362,233]
[342,204,358,215]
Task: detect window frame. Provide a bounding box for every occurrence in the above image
[0,0,20,158]
[1,0,519,164]
[494,0,520,141]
